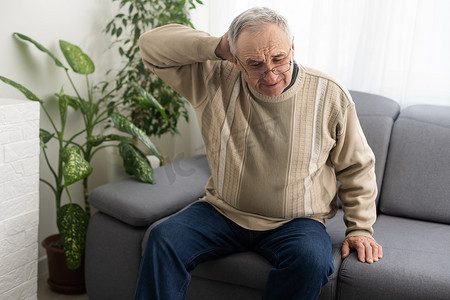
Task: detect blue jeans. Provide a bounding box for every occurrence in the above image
[135,201,334,300]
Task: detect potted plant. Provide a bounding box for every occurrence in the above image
[0,33,164,293]
[104,0,204,162]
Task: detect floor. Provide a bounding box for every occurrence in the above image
[38,273,89,300]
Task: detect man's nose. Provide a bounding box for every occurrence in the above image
[264,69,279,82]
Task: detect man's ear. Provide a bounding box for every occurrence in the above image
[233,56,241,71]
[291,37,295,58]
[233,56,238,66]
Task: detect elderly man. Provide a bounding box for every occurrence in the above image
[135,7,382,300]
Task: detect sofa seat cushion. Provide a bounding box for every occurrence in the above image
[380,105,450,223]
[189,247,343,296]
[89,155,210,227]
[191,252,272,291]
[337,214,450,300]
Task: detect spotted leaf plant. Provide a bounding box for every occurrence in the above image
[0,33,165,270]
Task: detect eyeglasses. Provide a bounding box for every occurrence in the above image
[236,49,292,79]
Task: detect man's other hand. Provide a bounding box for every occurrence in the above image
[341,236,383,264]
[215,32,234,63]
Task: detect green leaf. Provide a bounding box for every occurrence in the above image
[58,88,67,126]
[62,147,93,186]
[106,101,115,117]
[13,33,68,70]
[106,134,135,145]
[129,82,168,121]
[65,94,82,110]
[59,40,95,75]
[110,113,162,161]
[87,135,106,147]
[116,27,123,37]
[54,93,83,111]
[119,142,155,184]
[0,75,41,102]
[39,129,54,147]
[57,203,89,270]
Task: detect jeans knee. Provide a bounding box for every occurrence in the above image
[288,244,333,278]
[147,221,181,251]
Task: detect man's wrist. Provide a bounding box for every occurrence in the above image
[345,230,374,240]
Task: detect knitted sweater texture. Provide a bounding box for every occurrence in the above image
[139,24,377,238]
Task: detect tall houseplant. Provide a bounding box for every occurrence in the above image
[104,0,203,141]
[0,33,164,272]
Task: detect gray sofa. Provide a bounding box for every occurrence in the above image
[85,91,450,300]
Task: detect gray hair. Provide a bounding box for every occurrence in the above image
[228,7,293,55]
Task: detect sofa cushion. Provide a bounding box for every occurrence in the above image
[187,277,262,300]
[358,116,395,205]
[380,105,450,223]
[189,247,343,298]
[350,90,400,120]
[89,155,210,227]
[191,252,272,291]
[337,214,450,299]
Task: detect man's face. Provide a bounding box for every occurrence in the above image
[234,23,294,97]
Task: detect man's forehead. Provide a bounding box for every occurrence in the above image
[235,24,290,56]
[237,41,290,61]
[244,49,288,63]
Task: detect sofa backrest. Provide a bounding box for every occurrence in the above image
[379,105,450,224]
[349,91,400,206]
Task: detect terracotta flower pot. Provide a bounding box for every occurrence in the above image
[41,234,86,294]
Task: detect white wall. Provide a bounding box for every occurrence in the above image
[0,99,40,299]
[0,0,203,273]
[192,0,450,108]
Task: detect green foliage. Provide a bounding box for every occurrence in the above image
[62,147,93,186]
[57,203,89,270]
[104,0,203,137]
[13,33,68,70]
[0,75,41,102]
[119,142,155,184]
[111,112,162,161]
[59,40,95,75]
[39,129,54,147]
[0,33,164,270]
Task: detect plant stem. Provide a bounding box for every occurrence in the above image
[90,144,116,157]
[65,69,88,126]
[41,102,59,136]
[81,75,95,217]
[65,128,88,147]
[42,146,58,184]
[40,178,57,196]
[65,185,73,204]
[83,177,90,218]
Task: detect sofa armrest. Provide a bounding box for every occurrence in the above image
[89,155,211,227]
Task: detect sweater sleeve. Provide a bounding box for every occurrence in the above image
[331,102,377,239]
[138,24,223,106]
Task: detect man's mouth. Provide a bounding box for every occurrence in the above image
[262,80,281,88]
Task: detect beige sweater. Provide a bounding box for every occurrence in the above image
[139,24,377,238]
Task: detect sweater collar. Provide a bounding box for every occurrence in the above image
[246,62,304,103]
[282,61,299,93]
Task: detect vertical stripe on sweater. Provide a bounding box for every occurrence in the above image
[217,79,241,196]
[303,78,328,216]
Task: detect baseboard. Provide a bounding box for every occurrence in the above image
[38,255,48,276]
